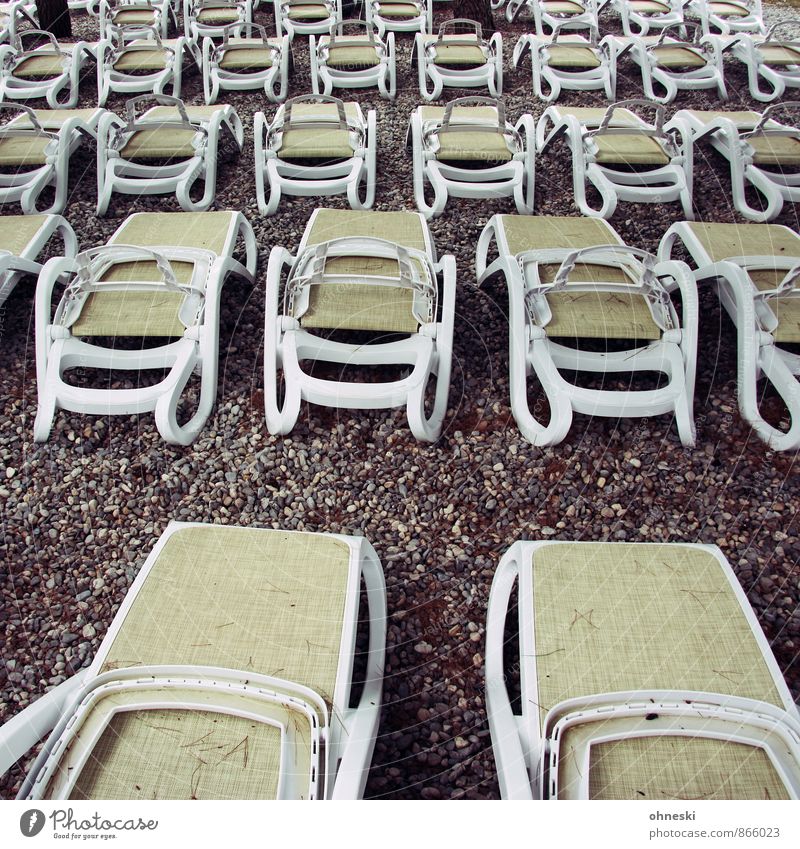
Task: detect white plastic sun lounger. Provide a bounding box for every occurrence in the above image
[0,521,387,800]
[686,0,765,36]
[275,0,341,39]
[660,220,800,450]
[203,23,290,104]
[0,213,76,308]
[366,0,430,37]
[265,207,455,441]
[97,30,201,106]
[310,19,396,100]
[536,99,693,218]
[476,214,698,446]
[729,21,800,103]
[607,0,684,37]
[99,0,175,41]
[96,95,243,215]
[513,27,616,102]
[255,94,376,215]
[487,540,800,799]
[667,105,800,222]
[506,0,599,34]
[414,19,503,102]
[627,24,727,103]
[184,0,253,40]
[408,97,535,219]
[33,210,256,444]
[0,104,103,214]
[0,31,95,109]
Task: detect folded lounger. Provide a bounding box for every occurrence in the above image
[513,27,616,102]
[0,31,95,109]
[0,521,387,800]
[505,0,599,34]
[96,95,243,215]
[667,105,800,222]
[660,220,800,450]
[310,19,396,100]
[408,97,535,220]
[0,104,103,214]
[536,99,693,218]
[606,0,684,37]
[255,94,376,215]
[265,207,455,441]
[183,0,253,41]
[33,210,256,444]
[686,0,765,36]
[626,24,727,103]
[476,214,698,446]
[487,540,800,799]
[203,22,290,104]
[275,0,341,40]
[0,212,76,308]
[99,0,174,41]
[729,21,800,103]
[97,29,201,106]
[366,0,430,37]
[414,19,503,102]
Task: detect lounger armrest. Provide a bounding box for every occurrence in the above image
[0,671,89,781]
[0,254,41,278]
[35,255,80,388]
[656,257,699,389]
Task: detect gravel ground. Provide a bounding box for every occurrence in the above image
[1,3,799,800]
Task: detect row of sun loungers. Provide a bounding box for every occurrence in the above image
[2,18,799,106]
[3,206,797,450]
[1,96,796,224]
[0,521,798,798]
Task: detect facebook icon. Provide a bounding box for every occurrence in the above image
[19,810,46,838]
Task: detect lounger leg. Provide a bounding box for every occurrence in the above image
[486,551,535,800]
[757,346,800,450]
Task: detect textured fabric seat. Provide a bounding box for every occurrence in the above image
[183,0,252,40]
[0,521,387,799]
[264,207,456,441]
[476,214,698,446]
[486,540,800,798]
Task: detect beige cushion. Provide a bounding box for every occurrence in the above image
[298,209,428,334]
[748,134,800,166]
[547,45,602,68]
[709,2,751,16]
[650,46,708,68]
[321,36,380,68]
[287,3,331,19]
[757,44,800,66]
[592,133,672,165]
[419,105,513,161]
[277,101,362,159]
[0,213,55,255]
